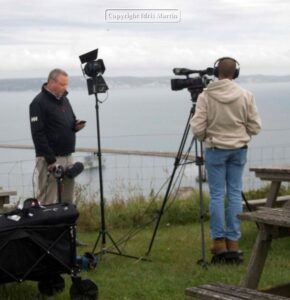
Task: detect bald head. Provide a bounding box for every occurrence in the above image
[218,58,237,79]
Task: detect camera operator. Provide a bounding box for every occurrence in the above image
[190,57,262,259]
[29,68,86,204]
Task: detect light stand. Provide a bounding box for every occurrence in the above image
[145,88,208,267]
[91,93,143,260]
[79,49,147,261]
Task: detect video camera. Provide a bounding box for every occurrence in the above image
[171,67,213,92]
[53,162,84,179]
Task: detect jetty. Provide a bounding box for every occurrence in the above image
[0,144,195,160]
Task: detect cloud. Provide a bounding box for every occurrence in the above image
[0,0,290,78]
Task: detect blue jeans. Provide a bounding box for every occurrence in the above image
[205,148,247,241]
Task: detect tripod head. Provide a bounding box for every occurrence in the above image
[188,87,203,104]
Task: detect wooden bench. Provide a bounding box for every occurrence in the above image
[185,283,290,299]
[238,207,290,291]
[236,167,290,291]
[239,206,290,228]
[0,190,17,212]
[243,195,290,210]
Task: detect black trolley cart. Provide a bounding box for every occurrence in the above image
[0,199,98,299]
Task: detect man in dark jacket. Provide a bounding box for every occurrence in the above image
[30,68,85,204]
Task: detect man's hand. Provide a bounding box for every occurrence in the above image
[75,120,86,131]
[47,162,57,172]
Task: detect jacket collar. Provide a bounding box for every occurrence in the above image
[42,83,68,101]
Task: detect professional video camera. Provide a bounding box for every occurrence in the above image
[53,162,84,179]
[171,67,213,92]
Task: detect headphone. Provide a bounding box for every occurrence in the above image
[213,57,240,79]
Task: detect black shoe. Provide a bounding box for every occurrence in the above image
[224,251,243,264]
[211,252,228,264]
[211,251,243,265]
[228,249,243,257]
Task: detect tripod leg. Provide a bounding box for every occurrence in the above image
[197,168,207,267]
[92,230,122,255]
[91,95,145,262]
[242,192,259,229]
[146,165,179,256]
[91,231,102,254]
[196,142,208,268]
[242,191,254,212]
[146,107,195,256]
[106,231,123,254]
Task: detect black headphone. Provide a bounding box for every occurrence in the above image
[213,57,240,79]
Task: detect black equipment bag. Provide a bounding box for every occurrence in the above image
[0,200,79,284]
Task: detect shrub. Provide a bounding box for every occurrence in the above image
[75,186,210,231]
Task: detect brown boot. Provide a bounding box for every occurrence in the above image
[226,239,239,252]
[211,238,227,255]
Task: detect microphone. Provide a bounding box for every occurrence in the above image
[173,67,214,76]
[65,162,84,178]
[51,162,84,179]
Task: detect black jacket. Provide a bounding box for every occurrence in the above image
[30,85,76,164]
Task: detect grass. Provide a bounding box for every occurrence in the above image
[2,221,290,299]
[76,189,211,231]
[2,185,290,299]
[244,182,290,200]
[74,183,290,232]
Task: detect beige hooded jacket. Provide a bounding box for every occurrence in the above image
[190,79,262,149]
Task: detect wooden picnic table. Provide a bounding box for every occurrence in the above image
[238,167,290,296]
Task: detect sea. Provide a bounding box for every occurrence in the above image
[1,79,290,202]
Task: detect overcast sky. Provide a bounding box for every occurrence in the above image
[1,0,290,78]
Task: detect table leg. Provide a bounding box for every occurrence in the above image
[266,181,281,207]
[242,227,272,289]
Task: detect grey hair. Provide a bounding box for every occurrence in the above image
[47,68,68,81]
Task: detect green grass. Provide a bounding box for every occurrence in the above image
[244,182,290,200]
[2,221,290,299]
[2,185,290,299]
[76,190,211,231]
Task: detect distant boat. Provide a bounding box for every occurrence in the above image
[82,152,105,170]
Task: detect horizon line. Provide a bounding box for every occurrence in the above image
[1,74,290,81]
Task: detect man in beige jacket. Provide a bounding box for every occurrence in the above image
[190,57,261,262]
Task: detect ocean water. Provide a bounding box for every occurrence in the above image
[0,81,290,201]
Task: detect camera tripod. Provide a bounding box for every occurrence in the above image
[145,88,208,267]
